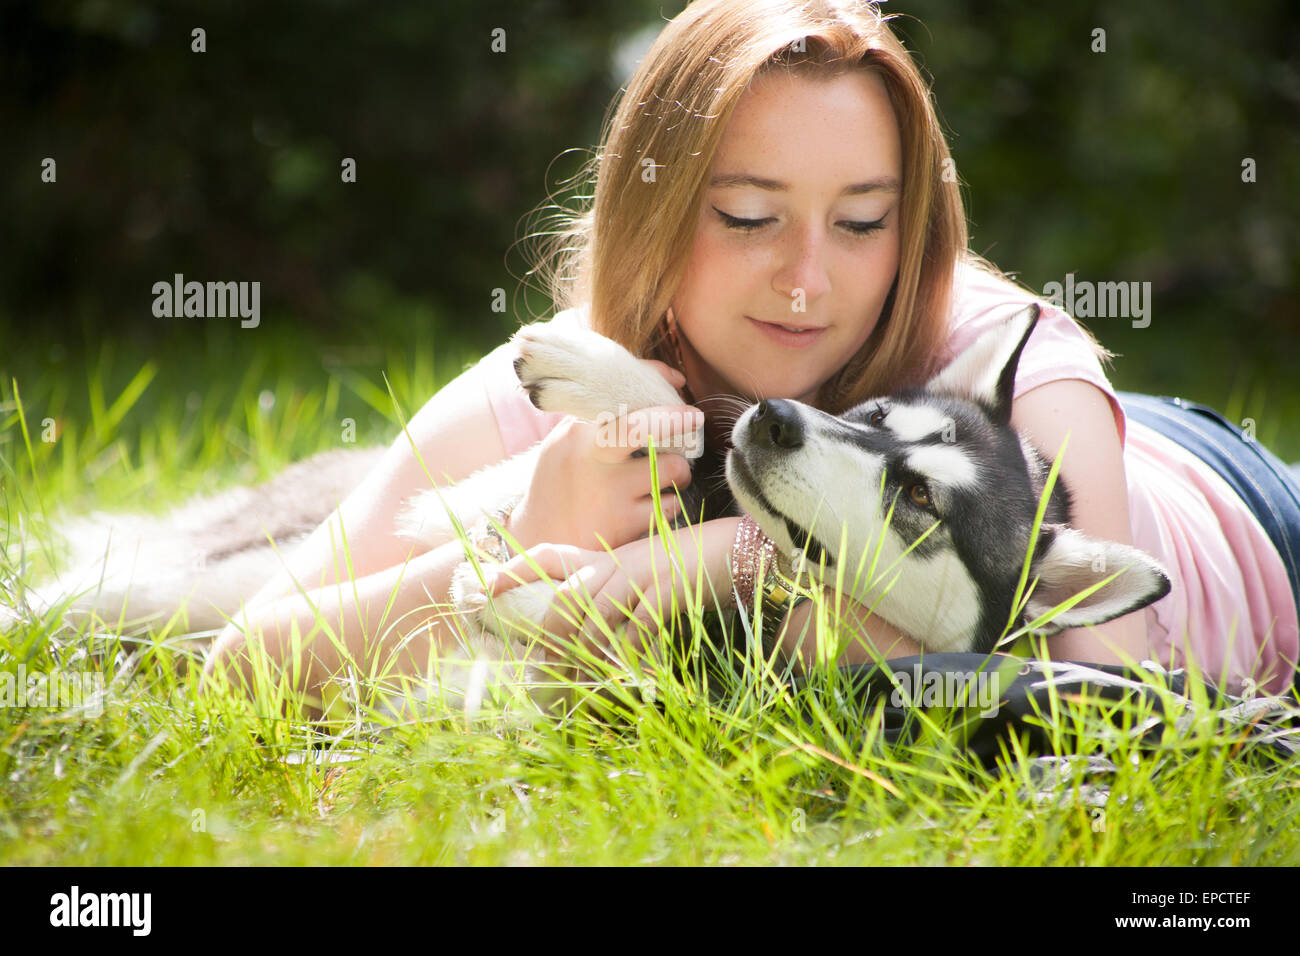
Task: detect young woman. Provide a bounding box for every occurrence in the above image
[203,0,1300,706]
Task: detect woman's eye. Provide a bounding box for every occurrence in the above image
[714,208,885,235]
[714,207,774,231]
[839,217,886,235]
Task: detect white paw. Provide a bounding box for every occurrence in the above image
[450,559,493,620]
[449,559,554,643]
[512,322,683,421]
[395,449,536,550]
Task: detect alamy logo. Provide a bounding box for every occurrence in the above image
[151,273,260,328]
[49,886,151,936]
[0,665,103,718]
[1041,274,1151,328]
[889,663,1000,717]
[594,404,704,459]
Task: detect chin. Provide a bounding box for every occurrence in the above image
[731,378,821,405]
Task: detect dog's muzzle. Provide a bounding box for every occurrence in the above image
[744,399,805,450]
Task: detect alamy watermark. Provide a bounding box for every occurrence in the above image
[49,886,150,935]
[594,404,704,459]
[152,273,260,328]
[889,662,1000,718]
[0,665,104,718]
[1041,275,1151,329]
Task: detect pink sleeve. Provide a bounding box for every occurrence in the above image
[475,340,567,458]
[947,262,1128,448]
[475,307,591,457]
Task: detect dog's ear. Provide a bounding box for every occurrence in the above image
[926,304,1040,426]
[1021,524,1171,634]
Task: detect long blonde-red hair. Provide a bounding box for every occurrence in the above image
[530,0,968,412]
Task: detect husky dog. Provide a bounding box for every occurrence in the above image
[436,304,1171,664]
[17,305,1170,705]
[726,304,1171,654]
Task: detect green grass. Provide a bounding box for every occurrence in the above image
[1,324,1298,866]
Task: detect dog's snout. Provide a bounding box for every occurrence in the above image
[749,399,804,450]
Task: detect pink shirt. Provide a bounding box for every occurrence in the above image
[470,263,1300,693]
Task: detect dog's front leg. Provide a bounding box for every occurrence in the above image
[395,445,539,551]
[512,323,701,458]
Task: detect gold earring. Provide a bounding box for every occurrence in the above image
[663,307,696,404]
[664,307,686,375]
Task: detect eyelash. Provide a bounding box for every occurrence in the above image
[713,207,886,235]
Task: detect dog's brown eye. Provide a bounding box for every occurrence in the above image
[908,483,932,508]
[868,405,886,427]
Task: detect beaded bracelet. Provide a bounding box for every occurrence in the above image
[731,514,811,651]
[731,514,775,612]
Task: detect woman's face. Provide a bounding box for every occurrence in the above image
[672,68,902,406]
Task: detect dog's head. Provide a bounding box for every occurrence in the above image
[726,304,1171,653]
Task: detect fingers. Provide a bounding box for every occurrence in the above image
[590,406,703,463]
[625,405,704,452]
[488,543,588,596]
[598,453,693,543]
[540,564,619,644]
[573,579,658,668]
[575,588,631,660]
[524,564,681,678]
[635,492,681,527]
[640,358,686,390]
[618,452,693,498]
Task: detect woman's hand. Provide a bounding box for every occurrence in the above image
[485,513,928,684]
[487,517,741,670]
[506,360,703,554]
[776,587,926,675]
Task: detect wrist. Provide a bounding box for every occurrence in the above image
[653,516,742,613]
[498,499,543,555]
[468,505,516,563]
[705,517,744,608]
[728,515,813,654]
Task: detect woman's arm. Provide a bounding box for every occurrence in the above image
[203,362,515,706]
[488,515,925,677]
[1008,378,1148,665]
[205,348,700,703]
[226,359,512,620]
[202,537,489,712]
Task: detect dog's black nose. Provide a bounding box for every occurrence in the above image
[749,399,804,450]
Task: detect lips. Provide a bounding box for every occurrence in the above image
[746,316,828,348]
[749,316,825,332]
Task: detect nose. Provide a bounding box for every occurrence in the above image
[748,399,804,450]
[772,222,831,306]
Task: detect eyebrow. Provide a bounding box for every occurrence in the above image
[709,173,901,195]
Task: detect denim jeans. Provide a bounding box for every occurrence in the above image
[1118,392,1300,691]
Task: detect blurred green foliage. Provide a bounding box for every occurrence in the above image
[891,0,1299,443]
[2,0,1297,450]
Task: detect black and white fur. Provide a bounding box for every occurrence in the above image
[727,304,1170,653]
[13,307,1169,705]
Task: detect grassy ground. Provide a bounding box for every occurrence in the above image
[1,319,1298,866]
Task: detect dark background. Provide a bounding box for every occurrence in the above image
[4,0,1298,455]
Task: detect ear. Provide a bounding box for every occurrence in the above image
[926,304,1040,426]
[1022,524,1172,633]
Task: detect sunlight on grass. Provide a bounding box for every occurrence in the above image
[0,332,1297,866]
